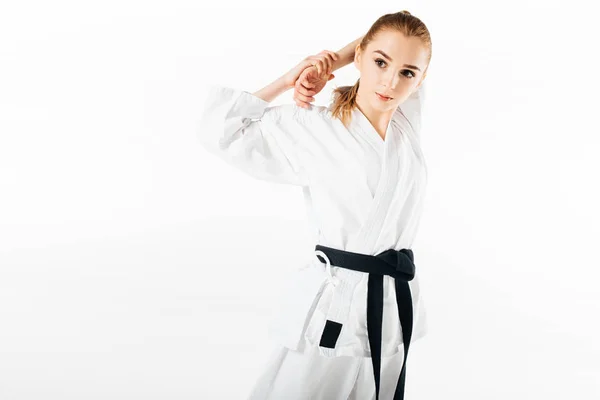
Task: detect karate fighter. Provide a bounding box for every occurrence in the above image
[197,10,432,400]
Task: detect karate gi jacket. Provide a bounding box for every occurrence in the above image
[197,82,428,358]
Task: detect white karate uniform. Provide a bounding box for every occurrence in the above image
[197,82,428,399]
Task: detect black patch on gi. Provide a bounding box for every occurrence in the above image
[319,320,343,348]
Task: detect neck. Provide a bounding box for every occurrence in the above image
[355,90,395,137]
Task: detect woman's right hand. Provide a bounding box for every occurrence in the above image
[293,50,339,109]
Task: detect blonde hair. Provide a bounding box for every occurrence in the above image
[330,10,432,128]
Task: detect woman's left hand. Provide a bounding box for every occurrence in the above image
[281,50,338,91]
[293,65,335,109]
[292,50,339,108]
[281,57,319,90]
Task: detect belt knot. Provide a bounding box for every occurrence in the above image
[376,248,415,281]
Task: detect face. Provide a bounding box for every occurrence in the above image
[354,30,428,112]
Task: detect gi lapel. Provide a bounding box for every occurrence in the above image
[314,107,401,357]
[349,107,400,252]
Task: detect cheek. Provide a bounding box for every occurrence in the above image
[362,62,378,75]
[363,67,380,83]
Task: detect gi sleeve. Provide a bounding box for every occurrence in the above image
[196,84,309,187]
[398,81,426,136]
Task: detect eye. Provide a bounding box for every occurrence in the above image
[375,58,386,68]
[375,58,416,79]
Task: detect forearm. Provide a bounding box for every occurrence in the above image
[251,35,363,102]
[252,76,290,103]
[331,35,364,72]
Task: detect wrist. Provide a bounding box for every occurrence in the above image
[276,75,293,91]
[334,35,363,72]
[331,56,350,73]
[252,76,290,103]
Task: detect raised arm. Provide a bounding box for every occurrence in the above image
[197,58,324,187]
[330,35,365,73]
[253,55,327,103]
[252,76,290,104]
[292,35,364,108]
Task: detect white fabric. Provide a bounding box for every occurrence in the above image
[247,342,405,400]
[197,83,428,358]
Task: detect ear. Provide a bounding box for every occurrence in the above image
[353,45,361,69]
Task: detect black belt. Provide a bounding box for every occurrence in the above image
[314,244,415,400]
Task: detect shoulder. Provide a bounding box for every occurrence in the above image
[272,102,331,125]
[395,83,426,131]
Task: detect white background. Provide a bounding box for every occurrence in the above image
[1,1,599,399]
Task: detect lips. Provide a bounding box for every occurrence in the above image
[376,92,393,100]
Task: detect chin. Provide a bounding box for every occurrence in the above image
[373,99,396,109]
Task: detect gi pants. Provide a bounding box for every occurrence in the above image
[247,343,405,400]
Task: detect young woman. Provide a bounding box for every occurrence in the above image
[198,10,432,400]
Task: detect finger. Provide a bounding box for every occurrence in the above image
[323,52,334,68]
[318,51,334,73]
[294,96,314,108]
[294,59,313,81]
[295,83,317,98]
[295,81,317,96]
[321,50,338,61]
[294,82,317,96]
[304,79,316,89]
[293,91,315,104]
[317,56,330,76]
[312,53,333,75]
[322,58,332,76]
[305,61,319,77]
[303,58,317,74]
[297,75,316,90]
[295,100,310,109]
[306,57,319,75]
[298,73,315,89]
[327,52,338,74]
[319,61,327,76]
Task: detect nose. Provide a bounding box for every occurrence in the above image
[382,70,400,91]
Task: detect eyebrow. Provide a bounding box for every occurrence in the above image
[373,50,421,71]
